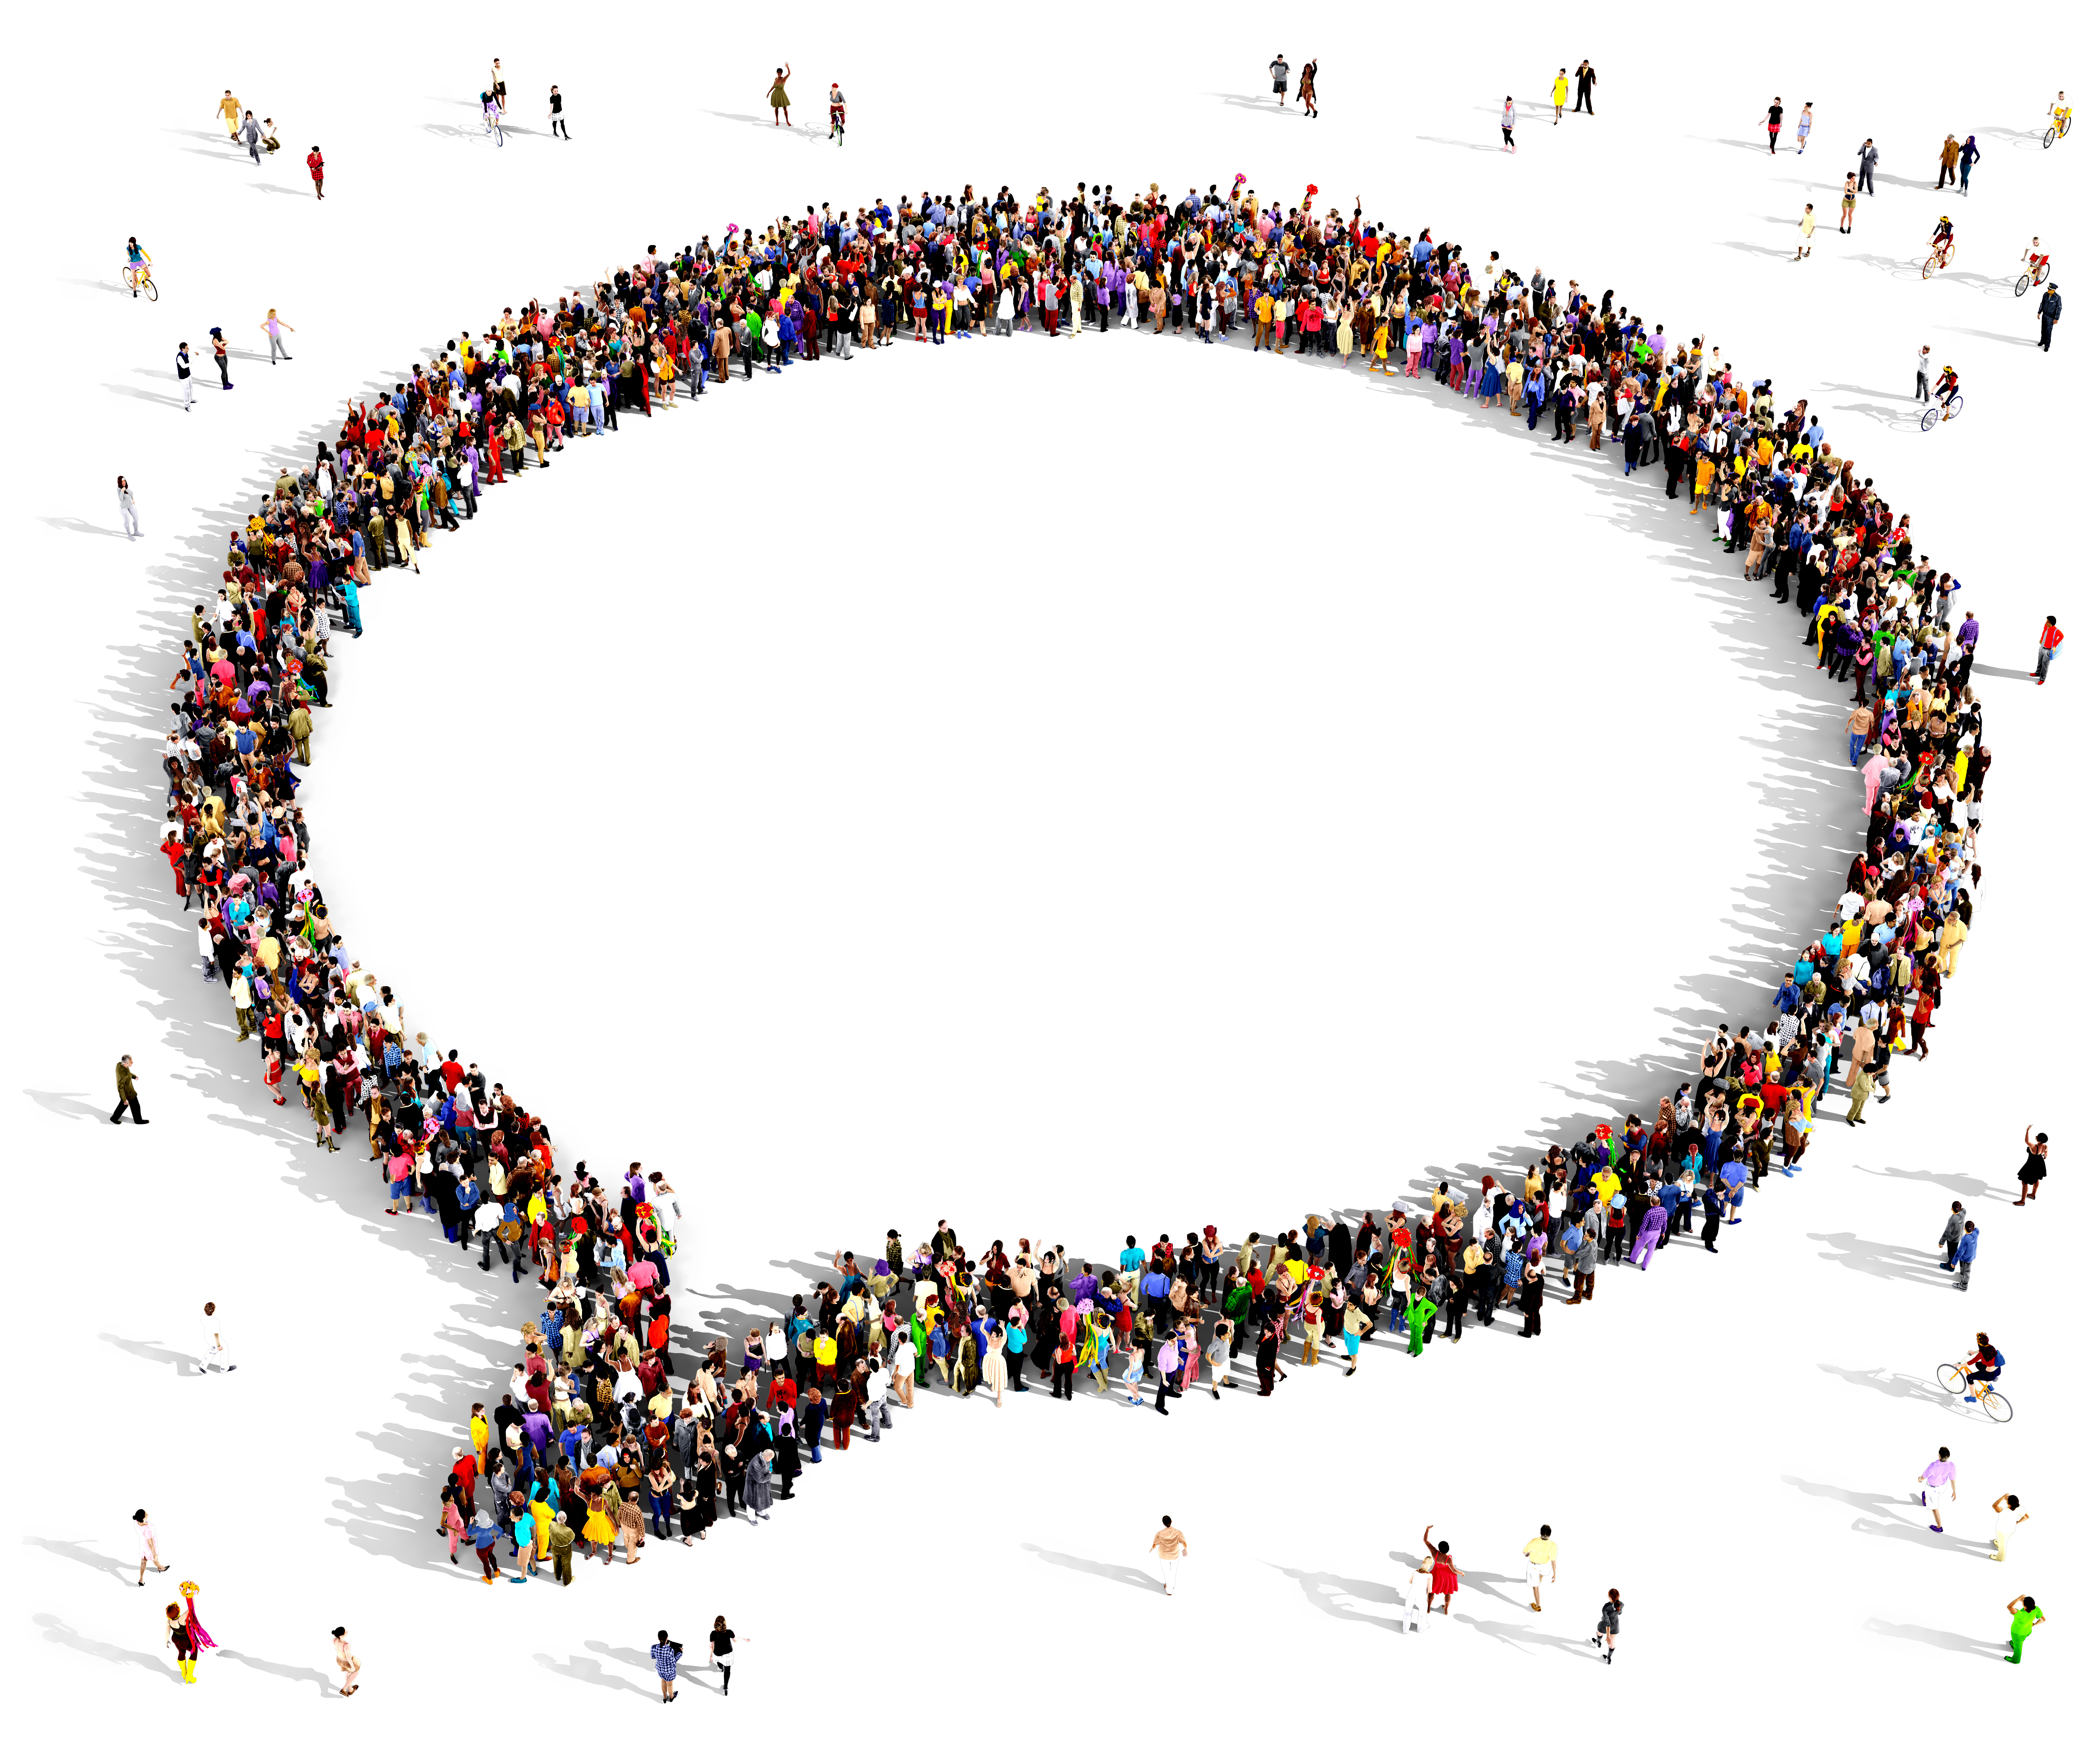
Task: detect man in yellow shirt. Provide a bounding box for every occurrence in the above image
[217,90,243,139]
[1523,1526,1559,1610]
[1253,288,1274,349]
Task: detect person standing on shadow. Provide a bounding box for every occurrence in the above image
[1857,137,1878,195]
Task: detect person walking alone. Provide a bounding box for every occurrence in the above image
[135,1509,167,1586]
[1501,96,1516,150]
[176,341,193,411]
[1552,69,1568,122]
[1592,1589,1624,1662]
[260,309,294,364]
[1919,1447,1956,1531]
[117,476,139,538]
[111,1054,147,1124]
[2036,284,2062,352]
[305,146,324,198]
[548,86,568,138]
[200,1301,234,1372]
[1989,1493,2029,1562]
[1795,204,1815,259]
[2033,615,2064,684]
[331,1628,360,1696]
[164,1603,198,1683]
[707,1616,741,1696]
[1150,1514,1189,1593]
[2004,1596,2045,1664]
[1269,52,1290,106]
[2015,1126,2048,1204]
[651,1630,684,1704]
[1766,97,1784,154]
[1522,1525,1558,1611]
[1795,101,1814,153]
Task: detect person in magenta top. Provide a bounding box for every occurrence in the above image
[1919,1447,1957,1532]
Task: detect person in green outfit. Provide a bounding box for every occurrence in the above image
[548,1516,576,1586]
[766,63,793,126]
[2005,1595,2044,1663]
[1404,1287,1438,1357]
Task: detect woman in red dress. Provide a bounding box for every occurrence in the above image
[1423,1524,1465,1614]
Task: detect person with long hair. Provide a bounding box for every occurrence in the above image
[164,1603,197,1683]
[1593,1589,1624,1661]
[708,1615,743,1696]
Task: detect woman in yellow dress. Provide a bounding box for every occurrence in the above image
[583,1486,617,1564]
[1369,314,1392,373]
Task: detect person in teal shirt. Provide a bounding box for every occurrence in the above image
[2006,1595,2045,1663]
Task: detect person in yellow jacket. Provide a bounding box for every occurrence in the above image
[1552,69,1569,122]
[470,1404,490,1473]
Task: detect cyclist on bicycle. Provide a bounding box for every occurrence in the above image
[1932,215,1955,250]
[124,236,152,298]
[1960,1335,2003,1401]
[2050,91,2072,133]
[2023,236,2050,277]
[1935,363,1960,408]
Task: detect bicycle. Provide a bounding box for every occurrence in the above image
[2015,254,2053,296]
[1921,237,1956,279]
[124,263,158,302]
[1920,393,1963,433]
[1936,1361,2012,1421]
[2043,108,2072,148]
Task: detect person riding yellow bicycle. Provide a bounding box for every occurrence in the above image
[2048,92,2072,139]
[124,237,154,299]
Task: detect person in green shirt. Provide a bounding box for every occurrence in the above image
[1404,1288,1437,1357]
[2005,1595,2044,1663]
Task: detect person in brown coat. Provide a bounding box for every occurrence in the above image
[111,1055,148,1125]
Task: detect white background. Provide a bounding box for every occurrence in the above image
[3,5,2091,1739]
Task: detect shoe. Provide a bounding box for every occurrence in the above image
[1930,1525,1942,1533]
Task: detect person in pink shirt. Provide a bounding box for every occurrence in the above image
[1919,1446,1957,1532]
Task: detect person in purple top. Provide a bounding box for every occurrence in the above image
[1919,1446,1957,1532]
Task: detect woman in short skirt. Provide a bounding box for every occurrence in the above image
[2015,1126,2048,1205]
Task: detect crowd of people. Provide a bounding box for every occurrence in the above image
[153,170,1988,1583]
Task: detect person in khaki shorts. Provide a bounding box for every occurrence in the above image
[1989,1493,2028,1562]
[1522,1524,1559,1611]
[216,90,242,139]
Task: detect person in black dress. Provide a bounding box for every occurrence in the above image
[2015,1126,2048,1205]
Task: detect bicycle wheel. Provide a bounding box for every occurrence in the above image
[2016,273,2032,296]
[2064,115,2074,136]
[1920,406,1940,432]
[2044,125,2055,149]
[1982,1390,2012,1424]
[1922,254,1940,280]
[143,277,158,303]
[1945,395,1963,420]
[1935,1363,1966,1394]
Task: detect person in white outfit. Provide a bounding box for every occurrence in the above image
[200,1301,234,1372]
[117,476,140,537]
[1402,1551,1434,1630]
[1149,1515,1187,1593]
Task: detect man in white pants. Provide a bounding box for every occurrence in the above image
[1522,1524,1558,1612]
[1402,1552,1433,1630]
[200,1301,234,1372]
[1149,1515,1187,1594]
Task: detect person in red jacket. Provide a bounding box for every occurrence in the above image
[2033,615,2065,684]
[305,147,324,199]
